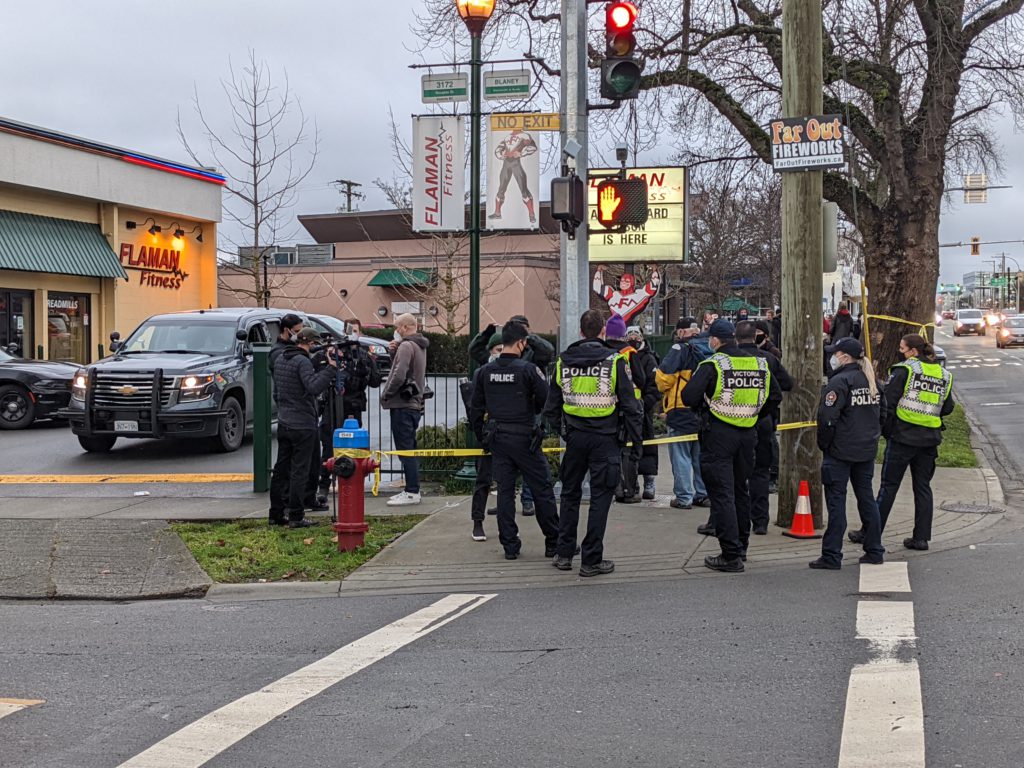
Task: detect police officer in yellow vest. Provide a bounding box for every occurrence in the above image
[544,310,643,577]
[849,333,953,551]
[682,319,782,572]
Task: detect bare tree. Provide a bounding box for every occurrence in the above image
[371,178,519,335]
[178,50,319,306]
[413,0,1024,365]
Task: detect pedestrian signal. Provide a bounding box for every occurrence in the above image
[594,178,649,229]
[601,2,644,100]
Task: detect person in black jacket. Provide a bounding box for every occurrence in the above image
[269,328,338,528]
[469,314,555,372]
[736,321,793,535]
[269,313,305,374]
[829,301,855,343]
[604,315,658,503]
[849,333,954,551]
[626,325,661,498]
[810,337,885,569]
[470,321,560,560]
[315,329,381,501]
[544,310,643,576]
[682,319,782,572]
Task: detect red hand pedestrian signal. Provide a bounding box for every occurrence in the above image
[598,185,622,225]
[593,178,649,229]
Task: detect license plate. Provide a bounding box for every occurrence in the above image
[114,420,139,433]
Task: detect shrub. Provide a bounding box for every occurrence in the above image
[415,420,471,474]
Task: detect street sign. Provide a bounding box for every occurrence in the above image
[588,166,687,263]
[483,70,531,100]
[991,277,1008,287]
[421,72,468,104]
[489,112,561,131]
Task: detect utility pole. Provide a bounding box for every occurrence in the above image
[331,179,364,212]
[559,0,590,348]
[778,0,824,528]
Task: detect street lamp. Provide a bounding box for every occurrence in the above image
[456,0,495,357]
[454,0,495,482]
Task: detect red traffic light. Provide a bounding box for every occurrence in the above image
[607,1,637,31]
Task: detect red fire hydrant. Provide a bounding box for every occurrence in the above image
[324,454,378,552]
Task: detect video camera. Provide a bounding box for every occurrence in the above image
[310,322,363,368]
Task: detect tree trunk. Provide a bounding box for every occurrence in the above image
[863,207,941,372]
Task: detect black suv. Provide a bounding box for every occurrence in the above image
[64,308,288,453]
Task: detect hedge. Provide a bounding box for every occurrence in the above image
[366,327,558,375]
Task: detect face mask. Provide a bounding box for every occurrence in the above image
[829,355,840,370]
[393,330,402,342]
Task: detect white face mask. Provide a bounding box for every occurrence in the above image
[393,330,402,342]
[829,355,840,370]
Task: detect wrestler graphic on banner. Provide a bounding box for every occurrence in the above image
[593,267,661,323]
[488,129,538,226]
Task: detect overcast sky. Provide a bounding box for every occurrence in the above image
[1,0,1021,285]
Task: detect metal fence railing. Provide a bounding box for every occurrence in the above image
[361,373,467,480]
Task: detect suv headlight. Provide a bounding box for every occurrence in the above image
[71,370,88,401]
[179,374,217,401]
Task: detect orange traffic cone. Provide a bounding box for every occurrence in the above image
[781,480,822,539]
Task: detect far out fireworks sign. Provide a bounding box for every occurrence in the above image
[770,115,846,172]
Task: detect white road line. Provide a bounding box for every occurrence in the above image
[118,593,495,768]
[0,698,44,720]
[858,562,910,593]
[839,588,925,767]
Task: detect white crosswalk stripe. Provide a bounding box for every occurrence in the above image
[118,593,495,768]
[839,567,924,767]
[0,698,44,720]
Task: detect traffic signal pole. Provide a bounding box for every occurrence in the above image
[559,0,590,346]
[778,0,824,528]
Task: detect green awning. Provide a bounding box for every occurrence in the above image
[367,268,435,288]
[0,209,128,280]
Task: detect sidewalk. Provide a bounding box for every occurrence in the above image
[0,447,1011,600]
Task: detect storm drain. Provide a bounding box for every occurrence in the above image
[940,501,1004,515]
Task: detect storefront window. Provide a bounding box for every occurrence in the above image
[47,293,89,364]
[0,290,35,358]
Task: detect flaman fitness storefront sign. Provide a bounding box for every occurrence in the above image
[119,243,190,289]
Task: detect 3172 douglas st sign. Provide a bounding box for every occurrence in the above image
[770,115,846,172]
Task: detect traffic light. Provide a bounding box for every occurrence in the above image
[594,177,649,228]
[970,236,981,256]
[551,173,586,238]
[601,2,643,101]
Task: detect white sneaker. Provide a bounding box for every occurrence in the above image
[386,491,422,506]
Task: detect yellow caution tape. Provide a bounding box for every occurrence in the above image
[867,314,935,341]
[370,421,820,460]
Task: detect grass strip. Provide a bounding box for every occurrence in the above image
[171,515,426,583]
[874,404,977,468]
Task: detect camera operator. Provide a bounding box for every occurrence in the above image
[269,328,338,529]
[381,313,429,506]
[314,322,381,501]
[269,313,304,374]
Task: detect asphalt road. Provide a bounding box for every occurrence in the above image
[934,326,1024,489]
[0,377,466,478]
[2,537,1022,768]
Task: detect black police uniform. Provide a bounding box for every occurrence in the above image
[738,342,793,534]
[850,362,954,547]
[682,342,782,565]
[470,354,559,558]
[816,362,885,565]
[605,338,659,502]
[543,339,643,569]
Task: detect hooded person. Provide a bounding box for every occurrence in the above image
[469,314,554,372]
[830,301,855,343]
[626,324,662,499]
[603,313,658,503]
